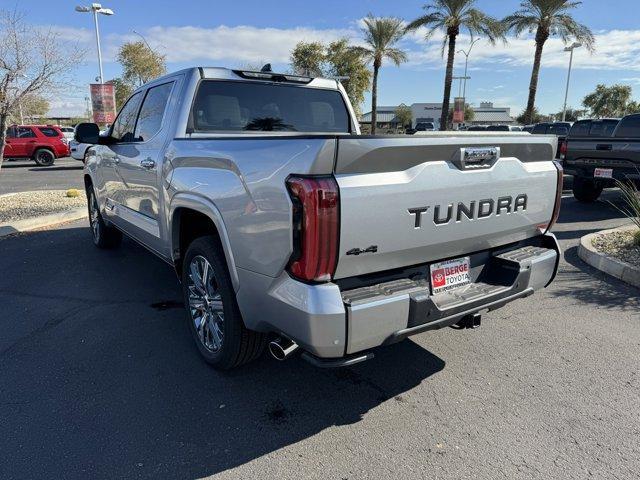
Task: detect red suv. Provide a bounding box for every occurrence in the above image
[4,125,71,166]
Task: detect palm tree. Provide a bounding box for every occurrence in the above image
[406,0,503,130]
[353,16,407,135]
[503,0,594,125]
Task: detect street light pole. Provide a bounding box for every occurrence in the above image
[562,42,581,122]
[133,30,153,52]
[457,38,480,101]
[92,8,104,84]
[75,4,115,84]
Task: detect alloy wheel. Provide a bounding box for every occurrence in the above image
[187,255,225,352]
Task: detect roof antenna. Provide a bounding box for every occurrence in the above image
[260,63,272,73]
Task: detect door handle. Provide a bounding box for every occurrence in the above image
[140,158,156,169]
[113,156,120,165]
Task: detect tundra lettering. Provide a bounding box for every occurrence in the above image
[409,194,529,228]
[80,66,561,370]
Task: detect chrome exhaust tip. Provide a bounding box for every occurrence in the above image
[269,338,299,361]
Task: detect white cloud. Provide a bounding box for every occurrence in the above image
[106,25,357,65]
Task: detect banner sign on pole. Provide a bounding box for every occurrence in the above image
[453,97,465,123]
[90,83,117,124]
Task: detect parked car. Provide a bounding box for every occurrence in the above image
[3,124,70,166]
[564,113,639,202]
[70,140,90,162]
[59,126,75,141]
[408,121,436,134]
[467,125,488,131]
[531,122,572,159]
[71,129,110,162]
[76,66,562,370]
[522,125,535,133]
[485,125,510,131]
[509,125,523,132]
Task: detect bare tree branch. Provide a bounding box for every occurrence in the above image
[0,9,85,169]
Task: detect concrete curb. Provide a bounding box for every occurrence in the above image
[578,224,640,289]
[0,207,87,238]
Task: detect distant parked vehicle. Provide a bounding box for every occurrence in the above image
[467,125,488,131]
[407,122,436,135]
[485,125,510,131]
[531,122,572,159]
[509,125,523,132]
[522,125,535,133]
[3,125,70,166]
[59,126,75,141]
[71,129,109,162]
[564,113,640,202]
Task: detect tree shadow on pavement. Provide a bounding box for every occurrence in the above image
[550,245,639,310]
[0,226,445,479]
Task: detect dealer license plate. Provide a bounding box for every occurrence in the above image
[429,256,471,295]
[594,168,613,179]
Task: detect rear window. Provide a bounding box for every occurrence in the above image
[590,120,618,137]
[531,124,549,134]
[191,80,350,133]
[548,124,569,136]
[614,114,640,137]
[569,121,590,136]
[38,127,60,137]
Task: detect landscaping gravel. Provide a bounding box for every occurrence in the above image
[592,229,640,267]
[0,190,86,224]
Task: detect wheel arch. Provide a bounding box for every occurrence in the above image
[169,193,240,291]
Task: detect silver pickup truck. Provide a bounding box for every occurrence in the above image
[75,67,563,370]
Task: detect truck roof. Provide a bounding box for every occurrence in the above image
[148,66,341,91]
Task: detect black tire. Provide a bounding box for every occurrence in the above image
[573,176,603,203]
[87,187,122,249]
[181,236,266,369]
[33,148,55,166]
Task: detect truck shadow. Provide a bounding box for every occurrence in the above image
[0,226,445,479]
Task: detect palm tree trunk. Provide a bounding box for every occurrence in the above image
[440,34,457,131]
[525,32,547,125]
[371,60,380,135]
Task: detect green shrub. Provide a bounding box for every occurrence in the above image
[613,176,640,245]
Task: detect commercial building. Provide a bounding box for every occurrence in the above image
[360,101,515,131]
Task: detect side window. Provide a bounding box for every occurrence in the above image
[111,92,143,142]
[135,82,173,142]
[17,127,36,138]
[38,127,60,137]
[6,126,16,138]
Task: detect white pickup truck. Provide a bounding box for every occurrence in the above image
[75,66,562,369]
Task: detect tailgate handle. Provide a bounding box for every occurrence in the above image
[455,147,500,170]
[596,144,612,151]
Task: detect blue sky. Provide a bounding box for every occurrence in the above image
[21,0,640,117]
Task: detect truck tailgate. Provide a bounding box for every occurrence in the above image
[333,135,558,279]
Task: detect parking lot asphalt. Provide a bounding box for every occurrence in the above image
[0,188,638,480]
[0,157,84,195]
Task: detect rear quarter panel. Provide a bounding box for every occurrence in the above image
[166,137,336,277]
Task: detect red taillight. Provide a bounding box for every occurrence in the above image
[286,175,339,282]
[559,140,567,158]
[542,160,564,234]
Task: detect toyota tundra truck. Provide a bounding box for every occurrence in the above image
[563,114,639,202]
[75,67,563,370]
